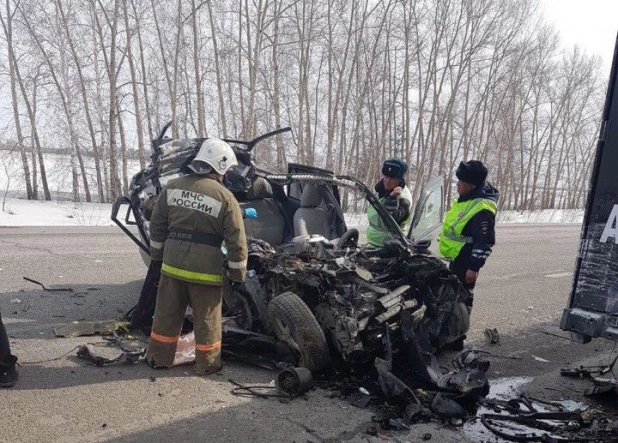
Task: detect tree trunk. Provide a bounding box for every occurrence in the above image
[122,0,146,169]
[57,0,104,201]
[207,0,227,136]
[130,0,154,143]
[1,0,32,199]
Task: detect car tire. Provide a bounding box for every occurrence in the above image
[267,292,330,373]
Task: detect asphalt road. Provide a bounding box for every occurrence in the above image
[0,224,615,443]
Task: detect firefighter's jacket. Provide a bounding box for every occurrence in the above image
[439,182,499,273]
[149,173,248,285]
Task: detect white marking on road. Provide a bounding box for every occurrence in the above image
[545,272,571,278]
[487,272,527,281]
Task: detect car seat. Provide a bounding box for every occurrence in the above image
[241,178,286,246]
[293,184,334,239]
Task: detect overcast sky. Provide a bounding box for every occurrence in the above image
[541,0,618,68]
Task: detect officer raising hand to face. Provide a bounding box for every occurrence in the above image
[366,158,413,247]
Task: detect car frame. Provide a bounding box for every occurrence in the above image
[112,123,468,374]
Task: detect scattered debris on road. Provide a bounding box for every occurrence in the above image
[560,354,618,400]
[276,367,313,396]
[76,337,145,367]
[461,376,618,442]
[479,394,617,442]
[23,276,73,292]
[54,320,130,338]
[484,327,500,344]
[560,355,618,380]
[228,374,306,400]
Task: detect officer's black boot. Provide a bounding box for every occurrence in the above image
[0,355,18,388]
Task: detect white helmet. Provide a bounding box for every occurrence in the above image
[189,138,238,175]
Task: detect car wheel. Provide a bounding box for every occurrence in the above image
[267,292,330,373]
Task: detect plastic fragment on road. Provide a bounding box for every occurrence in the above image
[532,355,550,363]
[54,320,130,338]
[172,331,196,366]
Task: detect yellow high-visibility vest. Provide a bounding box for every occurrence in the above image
[439,198,497,260]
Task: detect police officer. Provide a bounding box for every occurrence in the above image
[145,138,248,375]
[439,160,499,309]
[366,158,413,246]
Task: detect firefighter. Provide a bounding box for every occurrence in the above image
[366,158,413,246]
[0,310,18,388]
[439,160,499,309]
[145,138,248,375]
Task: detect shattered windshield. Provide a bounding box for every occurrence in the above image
[408,175,444,244]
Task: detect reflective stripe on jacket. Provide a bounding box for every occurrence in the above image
[149,173,248,285]
[439,197,497,260]
[366,185,413,247]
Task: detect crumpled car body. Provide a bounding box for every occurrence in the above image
[112,124,470,376]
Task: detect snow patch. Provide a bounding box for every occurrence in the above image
[498,209,583,224]
[0,198,584,227]
[0,198,114,226]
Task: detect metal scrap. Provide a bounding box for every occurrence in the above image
[560,355,618,379]
[23,276,73,292]
[479,394,618,442]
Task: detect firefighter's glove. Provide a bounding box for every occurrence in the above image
[243,208,258,219]
[230,281,244,292]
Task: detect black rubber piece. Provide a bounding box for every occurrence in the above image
[337,228,359,249]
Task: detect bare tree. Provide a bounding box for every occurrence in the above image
[57,0,105,201]
[0,0,605,212]
[122,0,146,169]
[1,0,33,199]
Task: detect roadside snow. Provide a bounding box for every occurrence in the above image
[0,198,115,226]
[497,209,583,224]
[0,197,584,227]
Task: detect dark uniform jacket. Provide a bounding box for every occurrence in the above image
[450,182,499,275]
[149,173,248,285]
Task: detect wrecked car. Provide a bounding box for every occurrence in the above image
[112,123,471,378]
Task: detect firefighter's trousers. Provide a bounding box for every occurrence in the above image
[146,274,222,375]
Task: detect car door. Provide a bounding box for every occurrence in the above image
[407,175,445,245]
